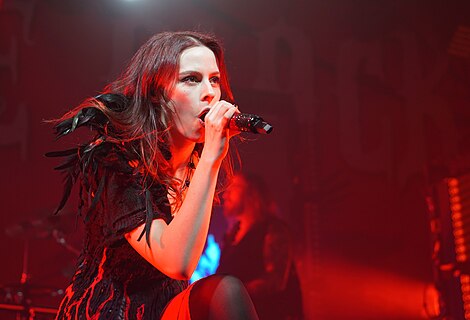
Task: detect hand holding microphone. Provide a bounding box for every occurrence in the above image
[229,112,273,134]
[201,105,273,135]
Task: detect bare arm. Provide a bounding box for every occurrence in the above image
[125,102,238,280]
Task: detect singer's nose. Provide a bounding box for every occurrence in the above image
[201,79,216,103]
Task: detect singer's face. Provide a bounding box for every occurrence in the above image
[168,46,221,145]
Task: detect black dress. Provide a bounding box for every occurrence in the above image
[50,129,187,319]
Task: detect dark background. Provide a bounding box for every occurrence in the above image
[2,0,470,319]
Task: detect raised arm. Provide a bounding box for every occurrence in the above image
[125,102,238,280]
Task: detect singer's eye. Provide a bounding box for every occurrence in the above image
[181,75,200,83]
[210,76,220,85]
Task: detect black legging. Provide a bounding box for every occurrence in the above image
[161,274,259,319]
[188,274,259,320]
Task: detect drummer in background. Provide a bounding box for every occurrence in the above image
[217,172,304,320]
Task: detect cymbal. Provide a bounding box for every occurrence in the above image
[4,216,62,239]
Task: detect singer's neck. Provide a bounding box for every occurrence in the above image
[168,137,196,175]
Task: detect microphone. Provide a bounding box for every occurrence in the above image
[229,113,273,134]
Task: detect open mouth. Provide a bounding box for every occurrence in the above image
[198,109,210,122]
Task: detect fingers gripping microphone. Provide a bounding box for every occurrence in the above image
[229,113,273,134]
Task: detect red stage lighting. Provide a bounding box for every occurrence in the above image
[427,173,470,319]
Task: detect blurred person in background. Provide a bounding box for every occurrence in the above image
[217,172,304,320]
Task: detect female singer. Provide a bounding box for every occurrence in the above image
[49,31,259,320]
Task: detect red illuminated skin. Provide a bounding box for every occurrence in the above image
[168,46,222,145]
[125,46,240,281]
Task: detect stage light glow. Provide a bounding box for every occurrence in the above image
[190,234,221,284]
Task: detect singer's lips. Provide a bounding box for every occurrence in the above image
[198,108,210,122]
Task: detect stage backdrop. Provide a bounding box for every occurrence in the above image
[1,1,470,319]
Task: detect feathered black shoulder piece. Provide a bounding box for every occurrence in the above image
[52,93,129,140]
[46,93,130,215]
[96,93,129,112]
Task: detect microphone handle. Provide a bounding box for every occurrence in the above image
[229,113,273,134]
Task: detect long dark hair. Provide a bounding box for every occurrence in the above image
[55,31,236,206]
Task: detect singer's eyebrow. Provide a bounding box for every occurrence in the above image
[178,70,220,77]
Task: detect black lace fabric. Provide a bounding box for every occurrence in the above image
[52,142,188,319]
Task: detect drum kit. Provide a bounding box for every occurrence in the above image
[1,214,80,320]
